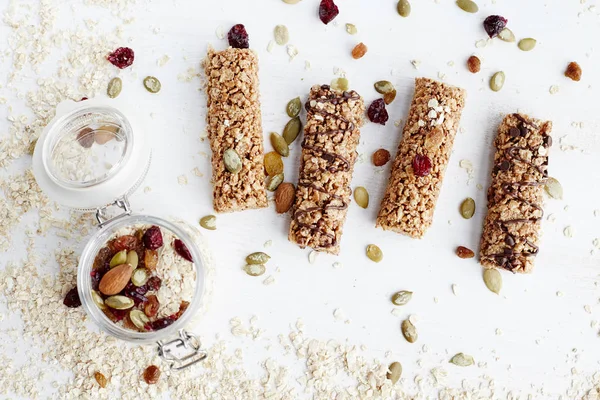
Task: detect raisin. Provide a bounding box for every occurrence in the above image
[456,246,475,259]
[367,99,389,125]
[94,372,108,388]
[107,47,135,69]
[145,316,176,331]
[483,15,508,38]
[144,249,159,271]
[143,365,161,385]
[174,301,190,319]
[264,151,284,176]
[142,226,163,250]
[111,235,139,252]
[93,247,112,270]
[565,62,582,82]
[63,287,81,308]
[372,149,391,167]
[319,0,339,25]
[467,55,481,74]
[351,42,368,59]
[76,128,95,148]
[146,276,162,291]
[123,283,148,305]
[173,239,193,262]
[144,294,160,318]
[412,154,432,177]
[228,24,249,49]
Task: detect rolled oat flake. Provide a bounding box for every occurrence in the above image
[331,77,349,91]
[143,76,161,93]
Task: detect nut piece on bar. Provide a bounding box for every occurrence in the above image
[480,113,552,273]
[288,84,365,255]
[203,47,267,213]
[376,78,467,238]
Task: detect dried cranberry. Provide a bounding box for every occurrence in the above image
[319,0,339,25]
[173,239,193,262]
[483,15,508,38]
[367,99,389,125]
[90,266,109,291]
[412,154,432,177]
[107,47,135,69]
[142,226,163,250]
[63,287,81,308]
[79,97,88,101]
[109,308,128,321]
[227,24,249,49]
[145,316,176,331]
[123,283,148,305]
[146,276,162,291]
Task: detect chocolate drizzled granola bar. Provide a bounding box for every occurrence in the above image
[288,85,365,255]
[480,113,552,273]
[203,48,267,213]
[376,78,466,238]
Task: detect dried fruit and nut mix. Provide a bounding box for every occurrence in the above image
[89,224,196,332]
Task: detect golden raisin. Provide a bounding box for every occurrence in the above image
[94,371,108,388]
[467,56,481,74]
[264,151,284,176]
[565,61,582,82]
[372,149,391,167]
[144,249,159,271]
[351,42,368,59]
[143,365,161,385]
[456,246,475,259]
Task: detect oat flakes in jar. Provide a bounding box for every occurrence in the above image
[32,98,212,370]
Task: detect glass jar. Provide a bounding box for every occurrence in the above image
[32,98,210,370]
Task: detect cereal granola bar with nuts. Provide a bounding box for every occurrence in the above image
[480,113,552,273]
[203,47,267,213]
[288,84,365,255]
[376,78,466,238]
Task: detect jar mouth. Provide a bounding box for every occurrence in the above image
[43,106,133,190]
[77,215,206,344]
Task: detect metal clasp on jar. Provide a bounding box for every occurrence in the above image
[95,196,132,228]
[157,330,207,370]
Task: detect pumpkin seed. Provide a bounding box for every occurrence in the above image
[345,23,357,35]
[354,186,369,209]
[107,77,122,98]
[383,90,397,105]
[92,290,106,310]
[397,0,411,17]
[498,28,516,42]
[450,353,475,367]
[483,268,502,294]
[243,264,266,277]
[129,309,150,330]
[274,25,289,46]
[223,148,242,173]
[143,76,161,93]
[126,251,139,269]
[131,268,150,287]
[460,197,476,219]
[490,71,505,92]
[105,295,135,310]
[109,250,127,268]
[401,319,418,343]
[545,177,563,199]
[391,290,413,306]
[366,244,383,263]
[246,252,271,265]
[283,117,302,144]
[456,0,478,13]
[267,173,284,192]
[270,132,290,157]
[374,80,394,94]
[331,77,349,91]
[387,361,402,384]
[200,215,217,230]
[518,38,537,51]
[286,97,302,118]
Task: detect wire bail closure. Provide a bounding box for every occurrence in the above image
[157,330,208,370]
[95,196,132,228]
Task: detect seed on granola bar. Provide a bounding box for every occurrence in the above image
[223,148,243,174]
[105,295,135,310]
[544,177,563,199]
[264,151,284,176]
[401,319,417,343]
[76,127,95,148]
[456,246,475,259]
[460,197,476,219]
[283,117,302,144]
[498,28,515,42]
[143,365,161,385]
[267,173,285,192]
[143,76,161,93]
[243,264,266,277]
[353,186,369,208]
[107,77,122,98]
[391,290,413,306]
[351,42,368,59]
[518,38,536,51]
[286,97,302,118]
[109,250,127,268]
[331,77,349,91]
[467,55,481,73]
[565,62,582,81]
[372,149,391,166]
[271,132,290,157]
[397,0,411,17]
[366,244,383,262]
[129,309,150,330]
[490,71,505,92]
[200,215,217,230]
[274,25,289,45]
[456,0,478,13]
[387,362,402,384]
[94,371,108,388]
[483,268,502,294]
[346,23,357,35]
[246,252,271,265]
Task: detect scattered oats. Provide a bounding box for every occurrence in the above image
[391,308,403,317]
[192,167,204,177]
[286,45,298,61]
[564,226,575,238]
[557,291,564,297]
[411,59,421,69]
[333,308,345,321]
[332,261,342,269]
[437,71,446,80]
[267,40,275,53]
[496,328,503,335]
[408,314,419,325]
[547,213,556,223]
[144,186,152,193]
[434,297,439,303]
[394,119,403,127]
[584,305,592,314]
[452,284,459,296]
[215,25,225,39]
[177,174,188,185]
[308,250,318,264]
[263,275,276,286]
[476,183,483,190]
[156,54,170,66]
[264,240,273,248]
[459,159,475,183]
[594,209,599,217]
[304,60,311,70]
[549,85,560,95]
[475,39,489,48]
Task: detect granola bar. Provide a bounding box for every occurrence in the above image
[288,85,365,255]
[376,78,466,238]
[203,47,267,213]
[480,113,552,273]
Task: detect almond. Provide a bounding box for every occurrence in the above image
[99,264,134,295]
[275,182,295,214]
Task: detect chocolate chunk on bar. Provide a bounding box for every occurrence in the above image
[203,48,267,213]
[376,78,467,238]
[288,85,365,255]
[480,113,552,273]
